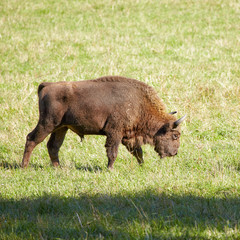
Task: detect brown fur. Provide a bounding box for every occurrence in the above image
[22,76,184,169]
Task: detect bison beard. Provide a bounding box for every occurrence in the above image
[22,76,186,169]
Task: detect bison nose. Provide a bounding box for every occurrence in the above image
[172,151,178,156]
[159,153,165,159]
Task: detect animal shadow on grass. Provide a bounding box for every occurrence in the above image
[75,163,103,172]
[0,191,240,239]
[0,160,102,171]
[0,160,20,169]
[0,161,47,170]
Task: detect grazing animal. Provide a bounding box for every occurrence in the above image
[22,76,186,169]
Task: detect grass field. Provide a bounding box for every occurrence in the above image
[0,0,240,239]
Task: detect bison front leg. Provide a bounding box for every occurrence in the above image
[22,123,52,168]
[131,147,144,165]
[47,127,68,167]
[122,139,144,165]
[105,134,121,170]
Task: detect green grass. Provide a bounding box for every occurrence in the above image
[0,0,240,239]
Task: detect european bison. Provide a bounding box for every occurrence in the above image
[22,76,186,169]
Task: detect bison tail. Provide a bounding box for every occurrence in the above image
[38,82,52,95]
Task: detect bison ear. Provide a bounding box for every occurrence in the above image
[169,111,177,115]
[156,123,170,136]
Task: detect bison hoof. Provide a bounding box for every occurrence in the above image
[52,161,60,167]
[21,162,29,168]
[107,166,114,171]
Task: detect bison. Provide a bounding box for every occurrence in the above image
[22,76,186,169]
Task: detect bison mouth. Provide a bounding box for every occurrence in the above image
[155,146,178,159]
[159,153,166,159]
[159,152,178,159]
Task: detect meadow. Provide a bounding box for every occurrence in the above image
[0,0,240,239]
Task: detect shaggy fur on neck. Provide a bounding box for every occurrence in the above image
[91,76,177,147]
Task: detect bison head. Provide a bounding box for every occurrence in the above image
[153,115,186,158]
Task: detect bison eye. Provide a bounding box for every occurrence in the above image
[172,134,178,140]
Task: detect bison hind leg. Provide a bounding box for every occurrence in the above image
[22,123,53,168]
[78,134,84,142]
[47,127,68,167]
[105,133,122,170]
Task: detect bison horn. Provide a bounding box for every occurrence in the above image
[173,114,186,128]
[169,111,177,115]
